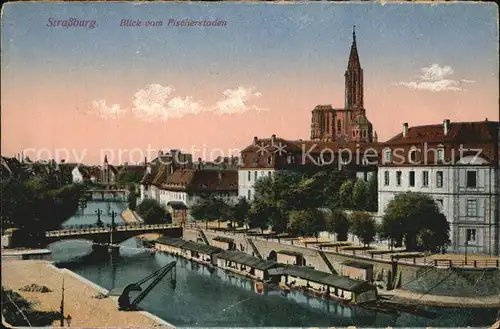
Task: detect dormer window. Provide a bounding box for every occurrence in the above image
[437,146,444,162]
[267,156,272,165]
[384,149,391,162]
[409,147,418,163]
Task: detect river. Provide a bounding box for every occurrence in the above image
[49,201,498,327]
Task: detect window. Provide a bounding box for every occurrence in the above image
[287,155,293,164]
[247,190,251,200]
[466,229,477,243]
[254,171,258,181]
[247,171,251,182]
[466,171,477,188]
[409,171,415,187]
[437,148,444,162]
[267,156,272,165]
[337,120,342,133]
[467,200,478,217]
[384,149,391,162]
[422,171,429,187]
[384,171,390,186]
[396,171,402,186]
[436,171,443,188]
[409,149,418,163]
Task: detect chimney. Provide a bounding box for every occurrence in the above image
[197,157,202,170]
[271,134,276,145]
[373,131,378,143]
[253,136,258,145]
[443,119,451,136]
[403,123,409,137]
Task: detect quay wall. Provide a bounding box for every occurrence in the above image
[183,229,500,297]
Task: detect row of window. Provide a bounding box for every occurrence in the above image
[246,171,273,182]
[383,148,445,163]
[384,170,477,188]
[435,199,479,218]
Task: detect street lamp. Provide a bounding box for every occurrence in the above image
[95,209,103,227]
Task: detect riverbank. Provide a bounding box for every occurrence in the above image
[1,259,174,328]
[380,289,500,308]
[121,208,142,224]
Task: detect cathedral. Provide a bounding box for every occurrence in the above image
[310,26,376,144]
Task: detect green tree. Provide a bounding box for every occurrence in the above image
[190,196,224,229]
[352,179,368,211]
[288,209,326,238]
[231,197,250,227]
[136,198,169,224]
[350,211,376,247]
[366,174,378,212]
[325,209,350,241]
[381,192,450,252]
[127,184,137,211]
[339,180,354,209]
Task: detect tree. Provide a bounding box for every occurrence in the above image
[231,197,250,227]
[352,179,368,211]
[289,209,326,238]
[190,196,224,229]
[312,170,349,209]
[127,184,137,211]
[136,199,169,224]
[381,192,450,252]
[350,211,376,247]
[366,174,378,212]
[339,180,354,209]
[325,209,350,241]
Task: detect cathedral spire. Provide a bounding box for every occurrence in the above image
[347,25,360,70]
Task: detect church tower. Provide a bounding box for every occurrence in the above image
[310,26,373,144]
[344,25,363,109]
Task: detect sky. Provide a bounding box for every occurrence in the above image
[1,2,498,164]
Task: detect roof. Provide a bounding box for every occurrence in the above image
[217,250,278,271]
[383,121,499,146]
[161,169,238,192]
[213,236,234,243]
[156,237,186,248]
[155,237,221,254]
[278,266,374,292]
[167,201,188,210]
[278,250,303,257]
[342,260,373,270]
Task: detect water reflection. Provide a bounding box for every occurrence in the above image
[62,201,126,228]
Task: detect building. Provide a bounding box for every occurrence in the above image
[378,120,500,256]
[239,135,379,200]
[140,149,193,203]
[100,155,117,185]
[166,201,188,226]
[154,237,222,266]
[276,250,305,266]
[273,265,378,304]
[238,28,379,201]
[140,153,239,221]
[341,261,374,282]
[71,165,85,184]
[310,26,375,144]
[216,250,279,281]
[212,236,236,250]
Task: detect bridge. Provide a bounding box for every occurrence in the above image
[83,189,129,201]
[45,224,182,252]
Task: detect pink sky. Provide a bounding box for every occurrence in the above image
[2,3,498,164]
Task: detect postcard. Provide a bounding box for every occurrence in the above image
[1,1,499,329]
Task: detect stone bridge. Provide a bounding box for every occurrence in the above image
[45,224,182,247]
[84,189,129,202]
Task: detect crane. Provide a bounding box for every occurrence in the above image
[118,261,177,311]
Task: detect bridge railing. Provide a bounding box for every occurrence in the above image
[45,223,180,237]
